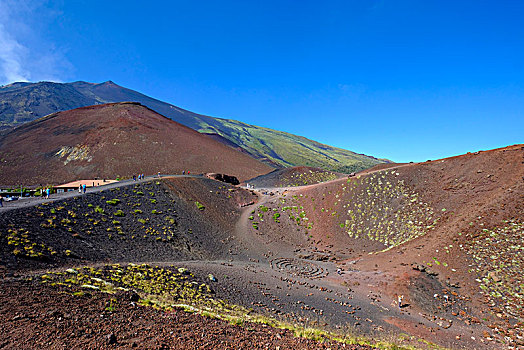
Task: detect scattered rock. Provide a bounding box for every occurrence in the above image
[106,333,117,345]
[178,268,189,275]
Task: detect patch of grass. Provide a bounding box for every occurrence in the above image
[94,206,105,214]
[195,201,205,211]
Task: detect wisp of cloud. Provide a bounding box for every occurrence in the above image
[0,22,30,84]
[0,0,71,85]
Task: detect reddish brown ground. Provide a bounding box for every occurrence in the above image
[288,144,524,348]
[0,102,273,186]
[0,278,371,350]
[1,144,522,350]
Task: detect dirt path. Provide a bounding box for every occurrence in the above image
[0,174,202,213]
[245,162,417,194]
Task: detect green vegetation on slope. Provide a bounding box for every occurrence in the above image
[197,117,384,172]
[461,220,523,343]
[40,263,424,349]
[0,81,386,173]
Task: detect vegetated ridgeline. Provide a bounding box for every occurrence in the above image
[0,80,388,172]
[0,102,273,186]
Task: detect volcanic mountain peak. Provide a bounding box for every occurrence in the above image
[0,102,273,185]
[0,80,387,172]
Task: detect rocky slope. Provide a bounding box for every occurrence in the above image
[0,102,272,185]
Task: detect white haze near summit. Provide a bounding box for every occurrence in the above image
[0,0,72,85]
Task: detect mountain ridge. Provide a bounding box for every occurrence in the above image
[0,102,273,185]
[0,80,387,172]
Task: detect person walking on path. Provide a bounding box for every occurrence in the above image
[0,195,3,207]
[45,188,50,199]
[398,295,404,309]
[83,184,87,193]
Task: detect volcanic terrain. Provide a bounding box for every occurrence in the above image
[0,80,387,172]
[0,145,522,349]
[0,102,272,186]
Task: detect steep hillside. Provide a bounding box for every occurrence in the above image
[0,102,272,185]
[0,80,386,172]
[0,82,97,126]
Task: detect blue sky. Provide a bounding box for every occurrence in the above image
[0,0,522,162]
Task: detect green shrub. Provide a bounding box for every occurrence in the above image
[114,210,125,217]
[195,201,205,211]
[94,206,105,214]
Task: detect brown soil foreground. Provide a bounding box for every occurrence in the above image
[0,278,372,350]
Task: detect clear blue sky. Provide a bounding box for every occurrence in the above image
[1,0,522,162]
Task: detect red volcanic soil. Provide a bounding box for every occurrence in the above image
[0,102,273,186]
[285,144,524,348]
[1,145,522,350]
[0,279,371,350]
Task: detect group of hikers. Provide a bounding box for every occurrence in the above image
[133,174,145,181]
[78,184,87,193]
[42,187,51,199]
